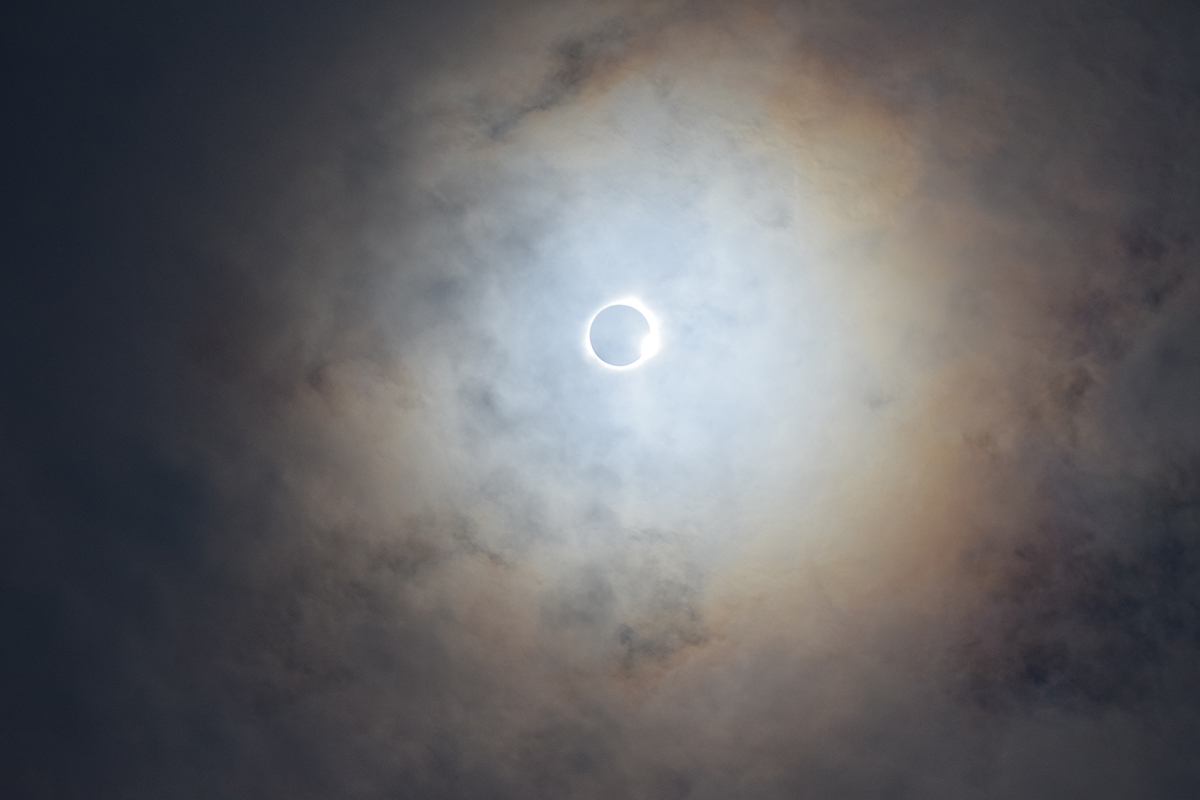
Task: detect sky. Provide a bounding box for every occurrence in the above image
[3,0,1200,797]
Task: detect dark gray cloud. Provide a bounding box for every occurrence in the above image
[4,0,1200,797]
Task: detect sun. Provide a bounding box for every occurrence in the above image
[585,297,661,370]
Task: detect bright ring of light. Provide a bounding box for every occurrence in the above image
[584,297,661,370]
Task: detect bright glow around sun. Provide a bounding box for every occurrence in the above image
[640,329,661,360]
[585,297,661,370]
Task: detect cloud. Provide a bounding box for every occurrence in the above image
[6,0,1200,797]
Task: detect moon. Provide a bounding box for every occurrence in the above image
[587,302,661,368]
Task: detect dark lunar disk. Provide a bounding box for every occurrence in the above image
[589,304,651,366]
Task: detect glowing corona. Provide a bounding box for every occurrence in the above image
[585,297,661,370]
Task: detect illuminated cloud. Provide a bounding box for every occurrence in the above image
[4,0,1200,797]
